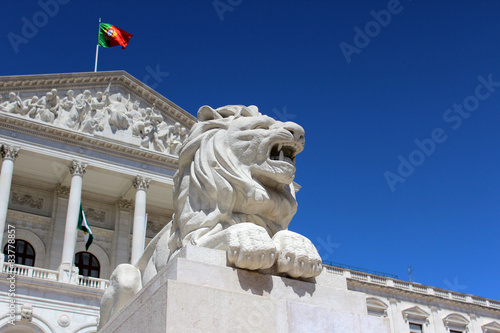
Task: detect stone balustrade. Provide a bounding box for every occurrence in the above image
[323,263,500,310]
[3,260,499,310]
[78,275,110,289]
[2,261,108,290]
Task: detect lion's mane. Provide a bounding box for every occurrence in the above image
[168,105,299,254]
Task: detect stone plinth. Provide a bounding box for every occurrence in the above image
[100,245,391,333]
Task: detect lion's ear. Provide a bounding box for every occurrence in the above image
[243,105,260,117]
[197,106,222,121]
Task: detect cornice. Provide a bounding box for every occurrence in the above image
[0,71,196,128]
[0,112,179,170]
[347,278,500,315]
[7,210,51,225]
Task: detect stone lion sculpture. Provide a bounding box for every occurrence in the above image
[99,105,322,328]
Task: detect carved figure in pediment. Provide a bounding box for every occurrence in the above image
[75,90,103,134]
[164,122,183,154]
[3,92,28,116]
[92,91,110,111]
[127,100,144,133]
[25,96,40,118]
[36,91,59,123]
[75,90,92,117]
[174,126,187,155]
[106,93,130,131]
[59,90,80,130]
[138,107,166,151]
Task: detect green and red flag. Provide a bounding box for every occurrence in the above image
[97,23,133,49]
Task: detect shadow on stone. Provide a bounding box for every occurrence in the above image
[281,276,316,297]
[236,269,274,295]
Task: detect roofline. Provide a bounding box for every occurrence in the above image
[0,71,197,128]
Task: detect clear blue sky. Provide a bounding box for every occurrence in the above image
[2,0,499,300]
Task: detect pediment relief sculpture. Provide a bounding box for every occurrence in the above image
[0,86,188,156]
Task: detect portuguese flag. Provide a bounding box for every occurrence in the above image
[97,23,133,49]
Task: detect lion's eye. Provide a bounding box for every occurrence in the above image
[252,124,269,130]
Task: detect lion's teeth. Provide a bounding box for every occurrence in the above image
[279,150,284,161]
[278,143,283,151]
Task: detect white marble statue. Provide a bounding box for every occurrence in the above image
[98,105,322,328]
[2,92,28,115]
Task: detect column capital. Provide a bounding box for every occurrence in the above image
[70,160,88,176]
[133,176,151,191]
[117,198,134,211]
[1,144,20,161]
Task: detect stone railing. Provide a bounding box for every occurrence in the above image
[323,264,500,310]
[2,262,109,290]
[2,261,58,281]
[78,275,109,289]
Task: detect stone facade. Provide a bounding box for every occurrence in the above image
[0,72,499,332]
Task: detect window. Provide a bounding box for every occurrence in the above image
[74,251,100,278]
[3,239,35,266]
[450,331,462,333]
[410,323,423,333]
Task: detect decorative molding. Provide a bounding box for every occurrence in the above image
[84,208,106,223]
[0,112,180,171]
[342,276,500,315]
[147,220,166,234]
[402,306,430,326]
[483,321,500,333]
[0,143,20,161]
[133,176,151,191]
[429,305,440,313]
[58,314,71,327]
[0,73,193,156]
[388,298,399,306]
[366,297,388,317]
[443,313,470,332]
[0,71,196,127]
[7,210,51,225]
[70,160,88,176]
[117,198,133,211]
[20,304,33,321]
[55,185,70,198]
[11,192,44,209]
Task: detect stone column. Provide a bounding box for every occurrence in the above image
[0,144,20,256]
[131,176,151,265]
[59,160,87,283]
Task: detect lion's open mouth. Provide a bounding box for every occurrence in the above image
[269,142,300,165]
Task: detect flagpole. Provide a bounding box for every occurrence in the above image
[94,18,101,72]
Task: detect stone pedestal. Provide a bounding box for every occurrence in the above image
[100,246,391,333]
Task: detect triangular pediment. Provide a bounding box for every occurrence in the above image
[0,71,196,159]
[483,321,500,333]
[402,306,430,325]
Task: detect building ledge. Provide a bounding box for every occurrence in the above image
[323,264,500,312]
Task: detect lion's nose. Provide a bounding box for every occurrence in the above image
[284,122,305,143]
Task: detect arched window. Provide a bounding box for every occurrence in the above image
[74,251,100,278]
[3,239,35,266]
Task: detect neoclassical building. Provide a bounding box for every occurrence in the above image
[0,71,499,332]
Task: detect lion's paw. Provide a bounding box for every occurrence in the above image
[226,223,277,271]
[272,230,322,279]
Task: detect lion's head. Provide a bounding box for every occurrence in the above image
[168,105,305,253]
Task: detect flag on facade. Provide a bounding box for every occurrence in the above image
[77,204,93,250]
[97,23,133,49]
